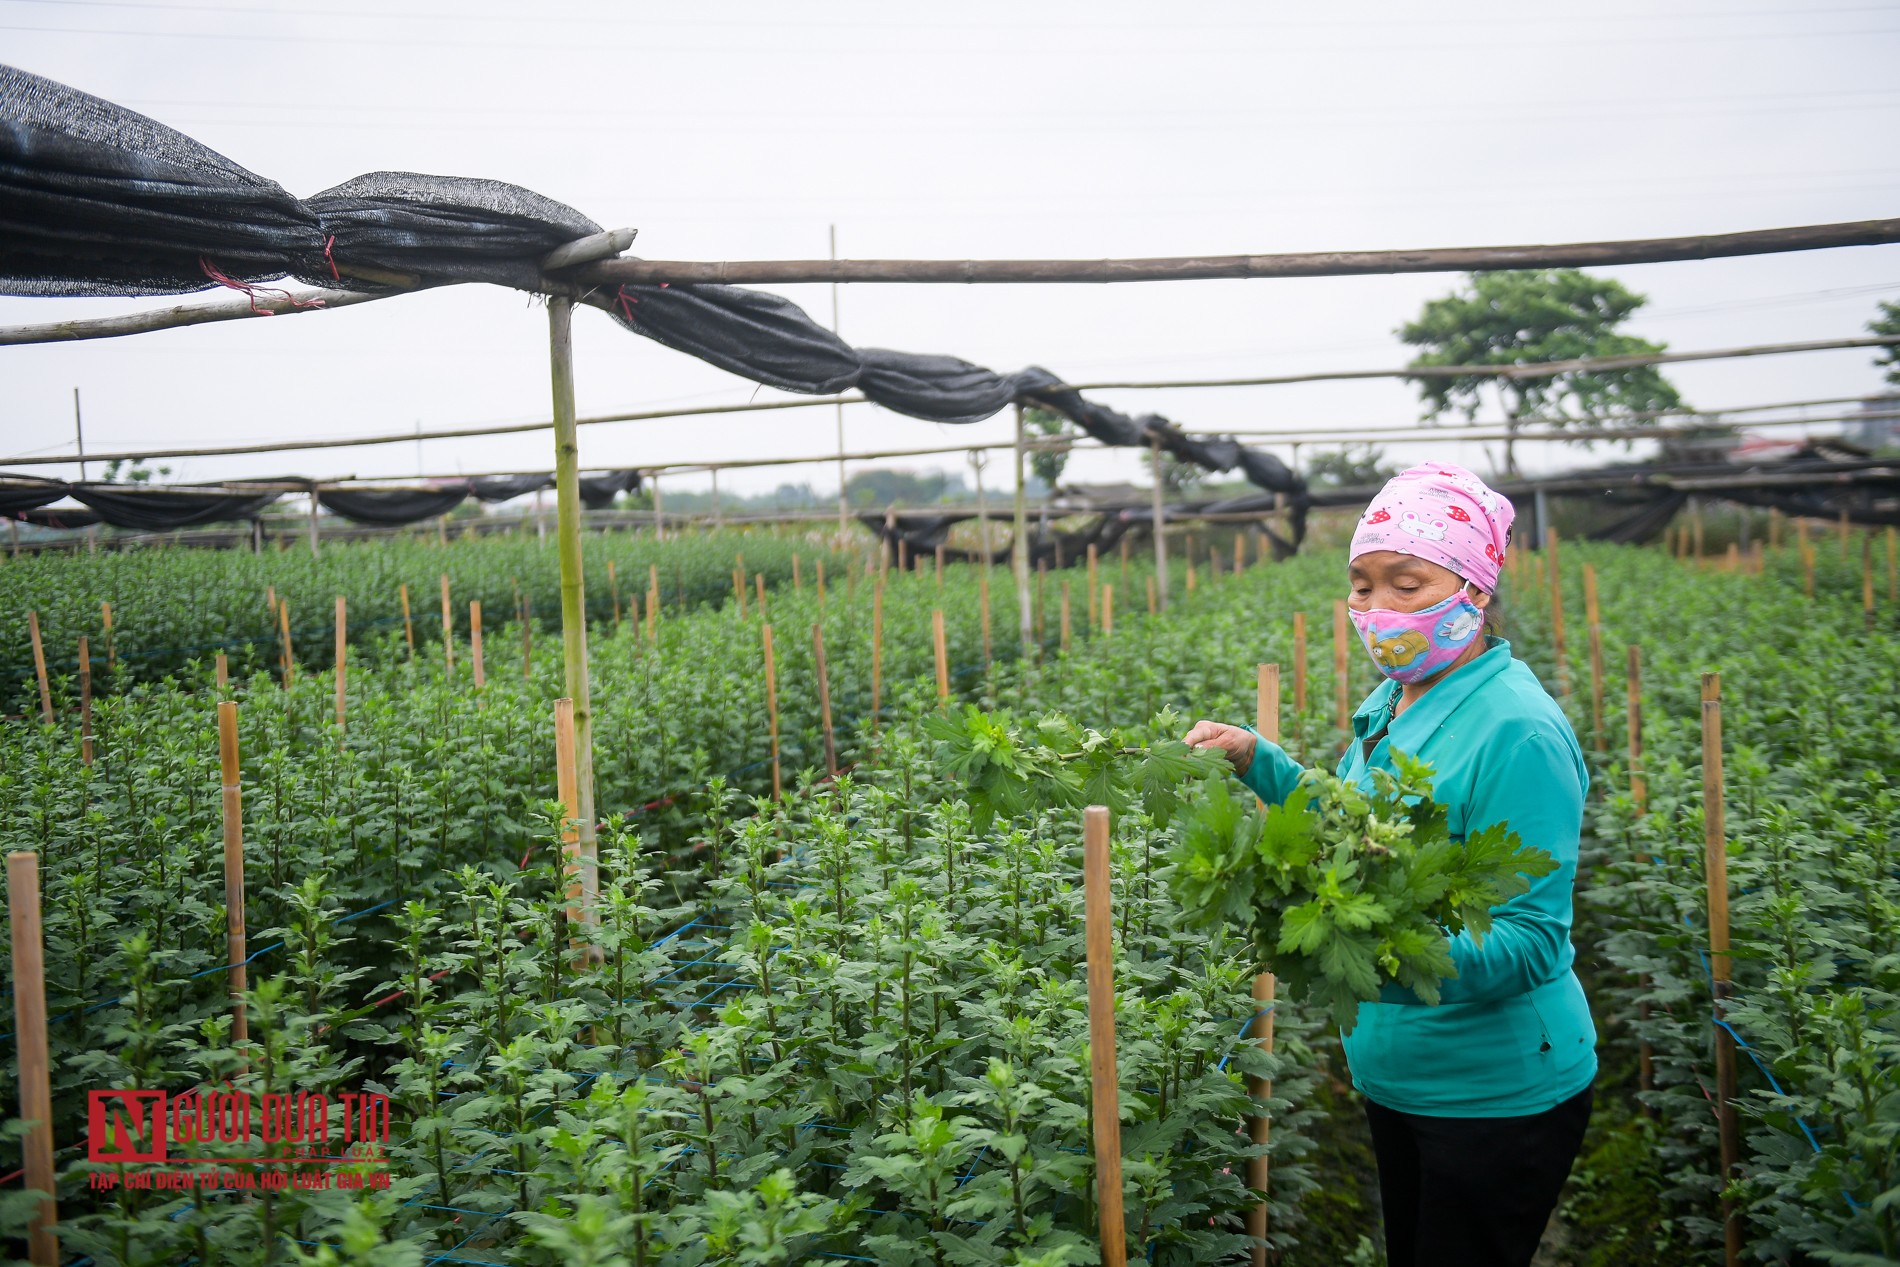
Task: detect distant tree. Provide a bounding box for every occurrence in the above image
[1304,443,1396,490]
[1023,406,1075,490]
[1398,269,1684,472]
[1159,452,1208,495]
[1872,299,1900,387]
[845,468,966,508]
[99,457,170,484]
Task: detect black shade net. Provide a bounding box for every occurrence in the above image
[318,485,470,526]
[0,63,1310,537]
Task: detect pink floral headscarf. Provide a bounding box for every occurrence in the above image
[1348,462,1515,593]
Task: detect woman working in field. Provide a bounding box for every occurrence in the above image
[1184,462,1595,1267]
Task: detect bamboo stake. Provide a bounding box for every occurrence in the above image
[217,701,249,1047]
[334,596,347,735]
[1082,805,1129,1267]
[608,560,621,633]
[979,567,992,666]
[1061,581,1072,652]
[754,573,767,624]
[1101,584,1114,638]
[814,623,837,777]
[1802,542,1816,598]
[101,600,114,669]
[867,580,885,737]
[278,599,294,689]
[1888,526,1897,605]
[7,851,57,1266]
[1582,565,1605,751]
[440,574,454,671]
[1725,542,1740,572]
[522,594,534,678]
[215,652,228,689]
[933,609,950,704]
[817,557,827,606]
[1293,613,1308,716]
[762,625,782,800]
[1088,544,1101,628]
[1235,532,1245,573]
[1701,674,1743,1266]
[1332,601,1350,736]
[935,544,944,586]
[1248,664,1280,1263]
[1838,508,1850,559]
[400,583,415,658]
[1186,563,1197,594]
[549,297,598,929]
[77,638,91,764]
[1863,534,1875,626]
[1629,643,1652,1099]
[1036,560,1047,644]
[1691,504,1704,558]
[1547,528,1570,696]
[26,610,52,724]
[1147,574,1157,616]
[470,601,485,692]
[1768,507,1782,550]
[793,553,803,591]
[555,698,582,928]
[734,566,747,618]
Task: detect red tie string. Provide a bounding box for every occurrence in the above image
[322,235,339,281]
[198,257,327,316]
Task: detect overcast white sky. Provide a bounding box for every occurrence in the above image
[3,1,1899,501]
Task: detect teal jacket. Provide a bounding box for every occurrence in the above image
[1239,636,1597,1118]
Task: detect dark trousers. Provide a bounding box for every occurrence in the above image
[1363,1083,1593,1267]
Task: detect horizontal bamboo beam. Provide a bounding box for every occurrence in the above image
[579,218,1900,285]
[0,284,390,346]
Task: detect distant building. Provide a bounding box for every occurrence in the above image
[1850,395,1900,451]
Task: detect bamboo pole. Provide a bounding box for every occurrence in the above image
[217,700,249,1046]
[1888,526,1898,605]
[813,622,838,776]
[1082,805,1129,1267]
[101,600,114,669]
[762,624,782,800]
[1629,643,1652,1099]
[215,652,228,689]
[1248,664,1280,1263]
[1121,535,1130,593]
[1583,565,1605,752]
[1147,574,1157,616]
[440,573,454,671]
[77,637,91,765]
[334,596,347,735]
[608,560,621,632]
[1061,582,1073,652]
[1014,402,1033,649]
[1838,508,1850,559]
[1332,601,1350,736]
[1802,540,1816,598]
[979,567,992,666]
[549,296,598,924]
[278,599,294,689]
[793,553,803,591]
[521,594,534,678]
[817,557,827,606]
[935,544,944,587]
[1547,528,1570,696]
[871,580,885,735]
[1088,544,1100,629]
[1036,560,1047,643]
[470,601,485,692]
[1150,435,1168,611]
[7,851,57,1266]
[933,609,950,704]
[26,610,51,724]
[1101,584,1114,638]
[1186,563,1198,595]
[555,697,581,924]
[1702,673,1742,1267]
[755,573,768,624]
[1768,508,1782,550]
[400,583,414,658]
[1863,534,1875,626]
[734,566,747,618]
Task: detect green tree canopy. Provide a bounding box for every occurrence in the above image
[1872,299,1900,387]
[1303,443,1396,490]
[1397,270,1685,444]
[1022,405,1074,490]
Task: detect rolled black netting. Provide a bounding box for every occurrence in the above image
[70,484,279,530]
[578,470,641,509]
[0,62,1309,535]
[317,485,470,525]
[470,474,553,503]
[0,478,64,516]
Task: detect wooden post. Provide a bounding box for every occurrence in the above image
[1101,583,1114,638]
[1061,581,1073,652]
[1332,601,1350,736]
[1082,805,1129,1267]
[7,851,58,1266]
[555,698,582,923]
[979,566,992,666]
[1248,664,1280,1263]
[215,652,228,689]
[1292,613,1308,716]
[440,573,454,672]
[1701,673,1742,1266]
[549,297,598,924]
[933,609,950,704]
[26,610,52,725]
[400,583,415,658]
[1583,565,1605,752]
[101,599,114,669]
[871,580,885,735]
[76,639,91,765]
[762,625,782,800]
[1088,544,1101,628]
[813,623,837,777]
[470,601,485,692]
[334,595,347,735]
[217,700,249,1046]
[277,599,294,689]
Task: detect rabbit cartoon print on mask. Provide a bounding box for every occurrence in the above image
[1435,605,1484,644]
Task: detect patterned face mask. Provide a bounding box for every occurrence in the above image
[1346,583,1487,685]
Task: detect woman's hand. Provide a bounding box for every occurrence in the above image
[1183,719,1256,775]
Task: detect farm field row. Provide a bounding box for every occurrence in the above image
[1,530,1894,1265]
